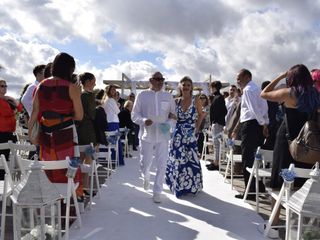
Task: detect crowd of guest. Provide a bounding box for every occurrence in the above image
[1,51,320,237]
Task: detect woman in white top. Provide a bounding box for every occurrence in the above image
[103,84,124,165]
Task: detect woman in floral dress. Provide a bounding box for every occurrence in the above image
[165,76,205,197]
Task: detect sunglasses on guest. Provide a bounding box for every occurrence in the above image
[152,77,165,82]
[0,85,7,88]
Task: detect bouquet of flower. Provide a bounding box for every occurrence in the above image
[280,168,296,182]
[66,157,80,178]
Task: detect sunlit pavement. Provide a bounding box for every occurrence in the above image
[69,152,266,240]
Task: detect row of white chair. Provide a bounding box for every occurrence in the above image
[197,127,317,239]
[1,128,126,239]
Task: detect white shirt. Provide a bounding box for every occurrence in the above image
[21,80,39,116]
[132,89,176,143]
[103,98,120,123]
[240,81,269,125]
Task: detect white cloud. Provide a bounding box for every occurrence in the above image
[0,33,58,96]
[0,0,320,97]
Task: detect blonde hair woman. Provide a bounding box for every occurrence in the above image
[165,76,205,198]
[102,84,124,165]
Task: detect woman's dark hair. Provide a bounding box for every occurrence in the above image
[286,64,313,89]
[19,83,31,100]
[287,64,320,114]
[210,81,222,91]
[261,81,270,90]
[52,52,75,82]
[44,62,53,78]
[79,72,95,85]
[96,89,105,100]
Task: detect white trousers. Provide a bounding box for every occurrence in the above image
[140,140,169,194]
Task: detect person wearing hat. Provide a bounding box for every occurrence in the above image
[132,71,176,203]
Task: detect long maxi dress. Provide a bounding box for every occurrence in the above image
[37,78,82,196]
[165,97,203,197]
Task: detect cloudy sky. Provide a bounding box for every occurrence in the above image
[0,0,319,97]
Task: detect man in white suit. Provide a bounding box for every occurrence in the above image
[132,71,176,203]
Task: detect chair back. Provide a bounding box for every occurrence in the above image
[0,143,10,151]
[0,154,14,190]
[259,149,273,163]
[78,143,95,154]
[290,163,313,179]
[9,142,37,173]
[18,156,70,177]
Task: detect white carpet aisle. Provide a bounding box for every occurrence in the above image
[69,154,266,240]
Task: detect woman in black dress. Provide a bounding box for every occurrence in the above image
[260,64,320,231]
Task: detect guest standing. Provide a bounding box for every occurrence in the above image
[77,72,97,192]
[21,64,46,117]
[197,94,209,155]
[206,81,227,171]
[261,65,319,189]
[28,52,83,197]
[0,79,22,179]
[166,76,204,197]
[260,64,320,233]
[103,85,124,165]
[234,69,269,199]
[77,72,97,146]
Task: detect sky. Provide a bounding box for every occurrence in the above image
[0,0,320,98]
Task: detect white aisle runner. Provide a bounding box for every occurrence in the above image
[69,154,265,240]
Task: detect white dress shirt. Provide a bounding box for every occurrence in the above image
[21,80,38,116]
[240,81,269,125]
[132,89,176,143]
[103,98,120,123]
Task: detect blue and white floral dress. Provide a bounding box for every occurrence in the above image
[165,97,203,197]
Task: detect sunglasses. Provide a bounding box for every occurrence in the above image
[153,77,165,82]
[0,85,7,88]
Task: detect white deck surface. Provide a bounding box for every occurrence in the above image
[69,154,266,240]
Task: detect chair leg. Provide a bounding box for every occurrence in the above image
[231,158,234,189]
[255,165,259,212]
[201,140,206,161]
[1,178,7,240]
[264,185,285,237]
[65,180,72,240]
[71,182,82,228]
[94,163,101,198]
[89,164,94,209]
[243,167,254,201]
[224,157,231,182]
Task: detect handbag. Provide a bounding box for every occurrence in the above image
[285,107,320,164]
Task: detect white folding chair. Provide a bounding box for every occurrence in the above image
[119,128,130,158]
[97,144,112,179]
[78,144,101,209]
[17,156,82,240]
[218,133,229,174]
[243,147,273,212]
[105,130,120,168]
[224,139,242,189]
[8,142,37,181]
[201,128,214,163]
[263,163,312,238]
[0,154,14,240]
